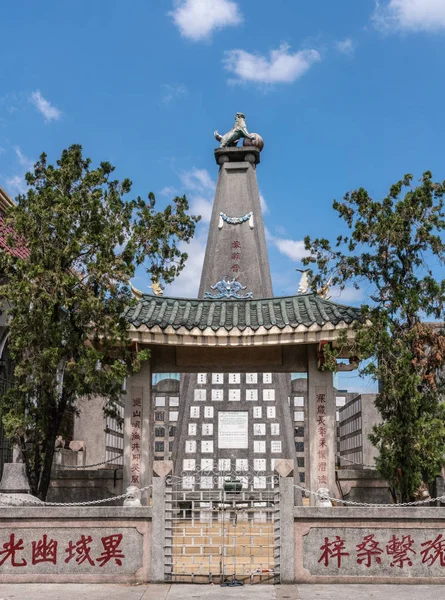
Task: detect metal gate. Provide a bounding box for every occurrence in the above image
[165,469,279,585]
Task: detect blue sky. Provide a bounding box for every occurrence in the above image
[2,0,445,391]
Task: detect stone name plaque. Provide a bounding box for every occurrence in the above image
[0,527,143,575]
[303,527,445,578]
[218,411,248,449]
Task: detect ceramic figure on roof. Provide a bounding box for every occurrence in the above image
[214,112,255,148]
[296,269,310,294]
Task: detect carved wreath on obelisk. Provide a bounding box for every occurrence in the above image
[214,112,255,148]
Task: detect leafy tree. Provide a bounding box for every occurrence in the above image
[304,172,445,503]
[0,144,199,499]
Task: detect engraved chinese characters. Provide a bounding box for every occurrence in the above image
[130,387,143,485]
[304,528,445,577]
[0,528,143,574]
[315,387,328,488]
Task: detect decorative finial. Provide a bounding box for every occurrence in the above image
[214,112,262,150]
[296,269,332,299]
[130,281,143,299]
[317,276,332,300]
[296,269,310,294]
[129,280,164,298]
[151,279,164,297]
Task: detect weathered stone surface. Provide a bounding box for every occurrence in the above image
[294,507,445,583]
[0,526,143,575]
[0,492,43,506]
[0,463,30,492]
[0,507,151,583]
[47,468,123,505]
[153,460,172,478]
[274,459,294,478]
[214,146,261,165]
[304,526,445,577]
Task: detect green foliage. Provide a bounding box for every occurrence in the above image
[0,145,199,499]
[304,171,445,502]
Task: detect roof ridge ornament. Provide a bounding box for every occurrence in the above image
[218,211,254,229]
[296,269,332,299]
[205,277,253,300]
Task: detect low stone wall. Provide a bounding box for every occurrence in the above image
[294,507,445,584]
[336,468,392,504]
[0,507,151,583]
[47,468,123,504]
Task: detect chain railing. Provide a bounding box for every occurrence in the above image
[0,484,152,507]
[56,454,124,469]
[294,483,445,507]
[336,454,376,469]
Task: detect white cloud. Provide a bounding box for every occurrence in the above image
[335,38,355,55]
[224,44,321,84]
[329,286,364,304]
[273,238,308,261]
[160,185,179,197]
[3,147,35,196]
[170,0,242,41]
[6,175,26,195]
[166,233,208,297]
[14,147,34,171]
[162,83,187,104]
[180,168,215,193]
[162,168,215,223]
[259,192,268,214]
[189,195,213,223]
[30,90,61,122]
[373,0,445,32]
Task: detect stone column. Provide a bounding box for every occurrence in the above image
[123,359,152,505]
[151,460,173,583]
[306,344,336,506]
[274,459,295,584]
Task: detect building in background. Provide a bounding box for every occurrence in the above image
[338,393,380,469]
[152,377,180,462]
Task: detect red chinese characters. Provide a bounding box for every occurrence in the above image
[0,532,126,568]
[65,534,95,565]
[315,390,329,487]
[96,534,125,567]
[421,534,445,566]
[386,534,416,568]
[356,534,384,567]
[231,240,241,274]
[0,533,27,567]
[130,393,143,485]
[31,534,58,565]
[318,536,350,568]
[317,532,442,571]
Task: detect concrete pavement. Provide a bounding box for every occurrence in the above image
[0,584,445,600]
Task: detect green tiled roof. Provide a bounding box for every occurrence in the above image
[124,294,361,332]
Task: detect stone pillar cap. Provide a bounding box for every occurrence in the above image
[0,463,30,493]
[214,146,260,165]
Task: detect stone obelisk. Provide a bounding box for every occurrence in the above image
[173,114,295,485]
